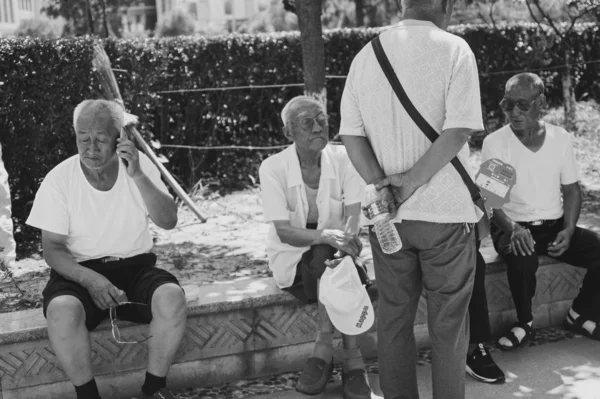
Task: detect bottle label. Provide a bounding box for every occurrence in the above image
[362,200,387,220]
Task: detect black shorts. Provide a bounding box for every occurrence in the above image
[42,252,181,331]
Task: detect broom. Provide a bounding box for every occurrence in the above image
[91,41,207,223]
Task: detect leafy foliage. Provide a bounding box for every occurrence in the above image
[1,24,599,257]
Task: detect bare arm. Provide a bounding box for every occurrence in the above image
[273,217,361,257]
[42,230,124,309]
[561,182,581,234]
[403,128,474,187]
[133,173,178,230]
[42,230,102,285]
[339,136,385,185]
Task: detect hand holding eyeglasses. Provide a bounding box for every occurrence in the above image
[110,302,152,344]
[83,273,128,310]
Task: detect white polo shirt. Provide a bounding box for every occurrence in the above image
[26,153,170,262]
[339,19,484,224]
[481,122,580,222]
[259,144,364,289]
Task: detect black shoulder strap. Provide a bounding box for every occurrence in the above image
[371,35,482,203]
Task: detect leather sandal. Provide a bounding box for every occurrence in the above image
[564,312,600,341]
[497,322,535,351]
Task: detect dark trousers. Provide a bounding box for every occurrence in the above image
[469,241,492,344]
[492,218,600,324]
[371,220,476,399]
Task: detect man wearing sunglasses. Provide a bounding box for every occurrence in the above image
[483,73,600,350]
[26,100,187,399]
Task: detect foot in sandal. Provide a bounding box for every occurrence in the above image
[497,322,535,351]
[564,308,600,341]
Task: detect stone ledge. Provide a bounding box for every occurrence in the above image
[0,249,586,398]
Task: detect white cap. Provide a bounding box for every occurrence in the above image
[319,256,374,335]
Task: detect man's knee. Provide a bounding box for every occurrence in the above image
[46,295,86,333]
[505,254,538,273]
[151,284,187,321]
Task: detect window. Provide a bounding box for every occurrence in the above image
[224,0,232,15]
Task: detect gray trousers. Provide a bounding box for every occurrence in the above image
[0,144,15,266]
[370,220,476,399]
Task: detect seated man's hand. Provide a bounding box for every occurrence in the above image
[548,228,574,257]
[83,274,128,310]
[116,137,142,178]
[509,224,536,256]
[322,229,362,258]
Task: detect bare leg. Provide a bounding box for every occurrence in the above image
[341,334,365,372]
[46,295,94,386]
[147,284,187,377]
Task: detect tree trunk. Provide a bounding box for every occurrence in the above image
[85,0,95,34]
[562,49,577,131]
[99,0,109,37]
[295,0,327,106]
[355,0,364,26]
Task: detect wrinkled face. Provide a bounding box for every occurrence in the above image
[285,101,329,153]
[75,111,119,170]
[501,83,542,132]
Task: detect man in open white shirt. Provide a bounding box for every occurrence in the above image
[484,73,600,350]
[0,143,16,269]
[26,100,186,399]
[339,0,487,397]
[260,96,375,399]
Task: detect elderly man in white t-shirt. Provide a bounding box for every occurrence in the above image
[484,73,600,350]
[259,96,375,399]
[26,100,186,399]
[339,0,485,397]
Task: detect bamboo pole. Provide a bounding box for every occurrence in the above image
[91,42,207,223]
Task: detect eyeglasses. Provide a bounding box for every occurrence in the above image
[295,114,329,130]
[499,96,539,113]
[110,302,152,344]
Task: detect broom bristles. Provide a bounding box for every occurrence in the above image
[92,42,123,102]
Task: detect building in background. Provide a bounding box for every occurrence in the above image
[0,0,43,35]
[156,0,268,34]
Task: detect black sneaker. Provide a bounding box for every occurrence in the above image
[466,343,506,384]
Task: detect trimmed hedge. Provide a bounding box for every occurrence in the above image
[1,23,599,257]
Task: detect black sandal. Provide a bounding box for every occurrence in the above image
[497,322,535,351]
[564,312,600,341]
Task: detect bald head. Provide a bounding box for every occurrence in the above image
[281,96,325,127]
[73,99,124,137]
[505,73,545,97]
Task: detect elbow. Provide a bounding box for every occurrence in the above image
[162,214,178,230]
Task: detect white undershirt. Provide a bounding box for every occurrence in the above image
[304,184,319,225]
[26,153,171,262]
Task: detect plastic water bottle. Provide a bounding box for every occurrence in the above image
[362,184,402,254]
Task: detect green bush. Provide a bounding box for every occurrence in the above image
[1,23,599,257]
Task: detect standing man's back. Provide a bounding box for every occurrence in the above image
[342,19,483,223]
[340,1,484,398]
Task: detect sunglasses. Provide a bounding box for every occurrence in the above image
[109,301,152,344]
[295,114,329,130]
[499,96,539,113]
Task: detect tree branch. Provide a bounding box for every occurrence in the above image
[527,0,563,38]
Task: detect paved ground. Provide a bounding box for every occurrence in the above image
[171,326,600,399]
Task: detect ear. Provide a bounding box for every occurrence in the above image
[283,125,294,142]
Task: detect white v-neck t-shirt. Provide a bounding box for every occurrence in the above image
[26,153,170,262]
[481,122,580,222]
